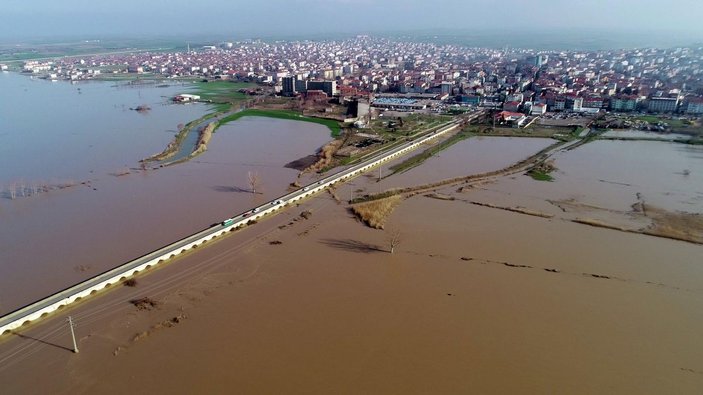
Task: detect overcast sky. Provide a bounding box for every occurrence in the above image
[2,0,703,41]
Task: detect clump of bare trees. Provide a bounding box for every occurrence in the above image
[5,181,42,199]
[247,171,261,194]
[387,228,402,254]
[3,179,78,200]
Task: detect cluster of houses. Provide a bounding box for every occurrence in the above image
[16,37,703,117]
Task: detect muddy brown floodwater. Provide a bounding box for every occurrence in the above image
[469,140,703,216]
[383,136,555,189]
[0,133,702,393]
[332,136,555,201]
[0,116,332,314]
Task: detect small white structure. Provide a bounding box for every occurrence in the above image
[174,94,201,102]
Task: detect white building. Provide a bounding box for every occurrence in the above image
[531,103,547,115]
[174,94,201,102]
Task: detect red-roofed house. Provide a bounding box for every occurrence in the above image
[503,101,521,112]
[495,111,527,127]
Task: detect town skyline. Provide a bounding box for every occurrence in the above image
[13,34,703,117]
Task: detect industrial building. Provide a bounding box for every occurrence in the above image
[648,96,679,113]
[371,97,428,111]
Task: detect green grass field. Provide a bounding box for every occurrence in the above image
[191,81,256,103]
[633,115,697,130]
[634,115,662,123]
[0,52,54,61]
[218,109,341,137]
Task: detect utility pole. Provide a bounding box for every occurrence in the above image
[67,316,78,353]
[378,167,382,194]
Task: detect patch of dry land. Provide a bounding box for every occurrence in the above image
[1,138,702,394]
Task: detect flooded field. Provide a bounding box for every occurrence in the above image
[0,72,209,182]
[488,140,702,214]
[2,150,702,393]
[1,116,703,393]
[602,129,692,140]
[557,140,702,211]
[390,136,553,187]
[0,74,332,314]
[340,136,555,198]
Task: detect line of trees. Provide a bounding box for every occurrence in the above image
[2,180,78,200]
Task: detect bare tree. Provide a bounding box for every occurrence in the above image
[247,171,261,194]
[387,228,402,254]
